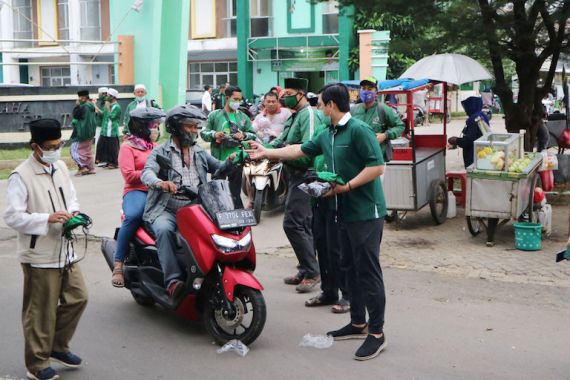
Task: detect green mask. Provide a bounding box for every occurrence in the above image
[136,96,146,103]
[322,115,332,126]
[283,94,300,109]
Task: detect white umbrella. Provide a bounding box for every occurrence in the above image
[399,53,493,85]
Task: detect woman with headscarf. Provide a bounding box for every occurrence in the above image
[112,107,165,287]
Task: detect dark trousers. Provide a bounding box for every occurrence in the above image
[226,166,244,209]
[340,218,385,334]
[313,202,349,301]
[283,170,319,278]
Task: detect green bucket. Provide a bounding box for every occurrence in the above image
[513,222,542,251]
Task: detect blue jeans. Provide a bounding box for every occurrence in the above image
[151,210,182,287]
[114,190,147,263]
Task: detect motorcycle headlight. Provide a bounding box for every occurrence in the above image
[211,232,252,253]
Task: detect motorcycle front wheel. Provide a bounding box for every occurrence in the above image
[253,188,265,223]
[204,286,267,346]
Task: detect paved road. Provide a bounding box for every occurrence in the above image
[1,247,569,380]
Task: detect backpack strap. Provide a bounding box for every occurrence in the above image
[376,102,386,132]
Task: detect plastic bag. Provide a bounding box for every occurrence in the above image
[216,340,249,357]
[298,182,332,198]
[538,150,558,171]
[299,334,334,349]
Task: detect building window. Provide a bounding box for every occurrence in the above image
[250,0,270,37]
[322,0,339,34]
[12,0,33,48]
[41,66,71,87]
[226,0,237,38]
[58,0,69,42]
[80,0,101,41]
[189,61,237,90]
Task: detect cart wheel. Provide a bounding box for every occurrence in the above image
[385,210,398,224]
[429,180,448,225]
[466,216,483,236]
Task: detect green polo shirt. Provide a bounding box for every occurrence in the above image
[352,101,405,153]
[301,115,387,223]
[201,109,256,160]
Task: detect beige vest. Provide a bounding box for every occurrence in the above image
[12,157,74,265]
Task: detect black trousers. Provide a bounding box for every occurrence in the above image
[225,166,244,209]
[313,202,349,301]
[283,170,319,278]
[340,218,385,334]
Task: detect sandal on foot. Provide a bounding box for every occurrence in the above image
[112,266,124,288]
[331,298,350,314]
[305,294,337,307]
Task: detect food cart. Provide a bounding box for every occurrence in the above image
[378,79,449,226]
[465,132,543,246]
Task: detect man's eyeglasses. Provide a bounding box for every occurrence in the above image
[40,141,65,151]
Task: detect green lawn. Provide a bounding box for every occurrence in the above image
[0,146,71,161]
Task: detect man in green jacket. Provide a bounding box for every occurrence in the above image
[200,85,255,208]
[248,83,388,361]
[273,77,325,293]
[352,76,405,162]
[94,87,107,149]
[122,84,161,135]
[95,88,121,169]
[70,89,97,176]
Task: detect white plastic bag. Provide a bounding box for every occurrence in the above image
[216,340,249,357]
[299,334,334,349]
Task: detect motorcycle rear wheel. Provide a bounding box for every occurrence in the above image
[204,286,266,346]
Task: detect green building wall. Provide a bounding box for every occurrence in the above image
[110,0,189,110]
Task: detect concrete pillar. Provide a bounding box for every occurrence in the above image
[357,30,375,80]
[236,0,252,99]
[117,35,134,85]
[338,5,355,82]
[158,0,190,110]
[67,0,80,84]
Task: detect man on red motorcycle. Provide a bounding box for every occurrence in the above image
[141,105,234,299]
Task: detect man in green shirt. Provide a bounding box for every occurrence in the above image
[70,89,97,175]
[352,76,405,162]
[94,87,107,149]
[272,77,325,293]
[200,85,255,208]
[122,84,161,135]
[95,88,121,169]
[247,83,388,361]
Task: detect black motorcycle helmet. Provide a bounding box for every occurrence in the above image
[128,107,166,140]
[165,105,206,135]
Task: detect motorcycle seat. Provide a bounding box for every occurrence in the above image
[135,224,156,245]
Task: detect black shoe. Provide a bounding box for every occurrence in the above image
[326,323,368,341]
[26,367,59,380]
[354,334,386,361]
[50,351,82,368]
[167,280,185,301]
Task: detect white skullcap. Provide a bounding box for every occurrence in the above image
[107,88,119,98]
[134,84,146,91]
[98,87,108,94]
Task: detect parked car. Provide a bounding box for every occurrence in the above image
[186,89,203,108]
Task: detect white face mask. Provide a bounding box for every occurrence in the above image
[40,148,62,164]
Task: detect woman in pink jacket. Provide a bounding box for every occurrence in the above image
[112,107,165,287]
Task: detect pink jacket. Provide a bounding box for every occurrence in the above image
[118,143,154,196]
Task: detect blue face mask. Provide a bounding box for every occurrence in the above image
[359,90,376,104]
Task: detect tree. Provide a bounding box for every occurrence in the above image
[332,0,570,148]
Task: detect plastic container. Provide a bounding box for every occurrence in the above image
[447,191,456,218]
[474,133,520,172]
[513,222,542,251]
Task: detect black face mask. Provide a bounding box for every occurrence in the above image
[179,132,198,147]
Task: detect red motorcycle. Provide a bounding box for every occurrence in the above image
[101,160,266,345]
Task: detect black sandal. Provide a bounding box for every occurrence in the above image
[305,295,337,307]
[331,298,350,314]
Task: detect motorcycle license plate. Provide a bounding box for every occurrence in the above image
[216,209,257,229]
